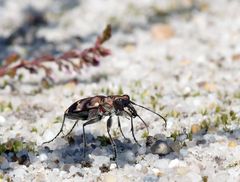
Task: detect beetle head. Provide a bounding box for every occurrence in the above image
[112,95,138,117]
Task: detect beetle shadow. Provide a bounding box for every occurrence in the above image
[41,133,149,169]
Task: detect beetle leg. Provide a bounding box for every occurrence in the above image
[82,116,102,157]
[107,116,118,164]
[63,120,79,137]
[43,114,66,144]
[130,116,141,147]
[117,116,127,140]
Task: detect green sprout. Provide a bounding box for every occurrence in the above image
[171,130,180,141]
[220,113,228,125]
[215,105,222,113]
[229,110,237,121]
[200,120,210,131]
[31,127,38,133]
[169,110,180,118]
[97,135,111,146]
[141,130,149,139]
[54,116,62,123]
[150,96,157,110]
[0,101,13,112]
[118,86,123,95]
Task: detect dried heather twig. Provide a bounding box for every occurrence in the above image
[0,25,112,82]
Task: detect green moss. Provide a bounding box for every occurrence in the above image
[171,130,180,141]
[141,130,149,139]
[200,120,210,130]
[223,127,232,133]
[0,139,36,155]
[112,129,120,138]
[12,140,23,153]
[134,80,142,87]
[118,86,123,95]
[31,127,38,133]
[106,88,111,95]
[187,132,193,141]
[226,161,239,169]
[0,144,6,154]
[202,176,208,182]
[41,79,52,89]
[234,91,240,99]
[24,141,36,153]
[200,108,208,116]
[0,101,13,112]
[150,96,157,110]
[140,90,148,101]
[18,73,24,81]
[30,88,42,95]
[97,135,111,146]
[229,110,237,121]
[192,92,200,97]
[214,116,221,127]
[215,105,221,113]
[54,116,62,123]
[80,90,84,96]
[169,110,180,118]
[221,113,228,125]
[0,139,21,154]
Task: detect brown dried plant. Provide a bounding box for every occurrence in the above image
[0,25,112,84]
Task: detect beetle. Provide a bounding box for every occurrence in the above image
[43,95,167,162]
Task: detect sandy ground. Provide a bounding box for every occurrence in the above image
[0,0,240,181]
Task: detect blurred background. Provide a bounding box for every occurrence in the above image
[0,0,239,116]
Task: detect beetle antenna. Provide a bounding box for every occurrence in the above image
[124,110,149,135]
[130,101,167,127]
[136,114,149,132]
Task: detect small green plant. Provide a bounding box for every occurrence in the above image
[141,130,149,139]
[200,108,208,116]
[192,91,200,97]
[200,120,210,131]
[229,110,237,121]
[202,176,208,182]
[134,80,142,87]
[150,95,157,110]
[117,86,124,95]
[226,161,239,169]
[97,135,111,146]
[170,130,180,141]
[214,116,221,127]
[54,116,62,123]
[140,90,148,101]
[0,101,13,112]
[187,132,193,141]
[31,127,38,133]
[0,139,36,154]
[220,113,228,125]
[215,105,222,113]
[234,91,240,99]
[112,129,120,138]
[169,110,180,118]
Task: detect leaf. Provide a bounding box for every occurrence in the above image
[98,47,111,56]
[98,24,112,44]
